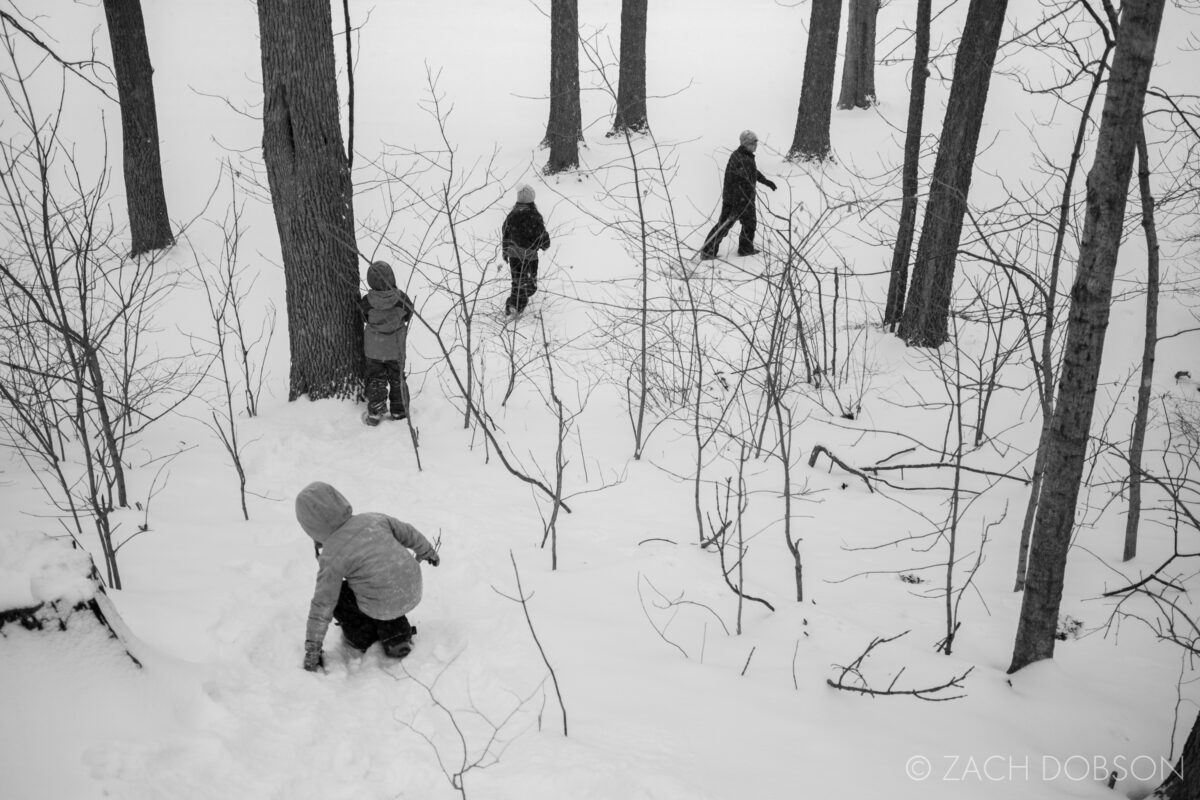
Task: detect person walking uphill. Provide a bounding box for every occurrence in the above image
[296,481,441,672]
[361,260,413,426]
[700,130,777,260]
[501,184,551,315]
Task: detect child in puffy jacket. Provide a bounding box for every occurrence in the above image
[295,481,440,671]
[501,185,551,315]
[360,260,413,425]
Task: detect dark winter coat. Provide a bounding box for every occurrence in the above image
[360,262,413,362]
[296,482,437,645]
[722,146,771,207]
[501,203,551,261]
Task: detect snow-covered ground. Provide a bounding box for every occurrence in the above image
[3,1,1200,798]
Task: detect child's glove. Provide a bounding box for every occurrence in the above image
[303,640,324,672]
[424,551,440,567]
[764,179,778,191]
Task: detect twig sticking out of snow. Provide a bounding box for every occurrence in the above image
[826,630,973,701]
[492,551,568,737]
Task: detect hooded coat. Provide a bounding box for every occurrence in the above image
[295,482,436,645]
[360,262,413,362]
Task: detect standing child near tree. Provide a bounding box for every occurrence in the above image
[501,185,551,316]
[360,260,413,426]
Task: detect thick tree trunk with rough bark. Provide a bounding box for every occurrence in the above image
[883,0,930,329]
[1008,0,1166,674]
[545,0,582,173]
[102,0,173,256]
[898,0,1008,347]
[837,0,878,110]
[788,0,842,161]
[612,0,648,134]
[1124,126,1159,562]
[258,0,363,401]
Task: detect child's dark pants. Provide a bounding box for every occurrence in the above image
[506,256,539,313]
[365,357,408,418]
[701,200,757,257]
[332,581,413,656]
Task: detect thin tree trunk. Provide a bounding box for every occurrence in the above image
[101,0,173,256]
[544,0,582,174]
[1124,124,1159,562]
[258,0,363,401]
[1008,0,1166,674]
[898,0,1009,347]
[788,0,843,161]
[1013,26,1113,591]
[837,0,878,109]
[611,0,648,134]
[85,350,128,509]
[883,0,930,329]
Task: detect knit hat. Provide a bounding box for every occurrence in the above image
[517,184,536,203]
[739,130,758,147]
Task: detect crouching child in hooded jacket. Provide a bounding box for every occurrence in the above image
[361,260,414,425]
[296,481,440,671]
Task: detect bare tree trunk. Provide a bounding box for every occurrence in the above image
[1013,22,1114,591]
[544,0,582,174]
[258,0,363,401]
[787,0,843,161]
[1008,0,1166,674]
[611,0,648,135]
[1153,711,1199,798]
[837,0,878,109]
[101,0,173,256]
[897,0,1009,347]
[883,0,930,329]
[1124,124,1159,562]
[84,350,128,509]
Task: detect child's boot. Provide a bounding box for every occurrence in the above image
[382,635,414,660]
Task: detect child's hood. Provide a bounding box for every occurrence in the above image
[365,261,403,309]
[367,261,397,291]
[295,482,353,544]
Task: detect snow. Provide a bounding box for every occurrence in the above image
[0,531,98,611]
[2,0,1200,799]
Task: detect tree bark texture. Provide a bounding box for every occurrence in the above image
[837,0,878,110]
[883,0,931,329]
[1124,125,1159,562]
[1013,28,1113,591]
[1153,711,1199,798]
[612,0,648,134]
[545,0,582,173]
[102,0,173,256]
[788,0,843,161]
[258,0,363,401]
[898,0,1009,347]
[1008,0,1166,674]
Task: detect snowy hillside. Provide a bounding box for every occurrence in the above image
[2,1,1200,799]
